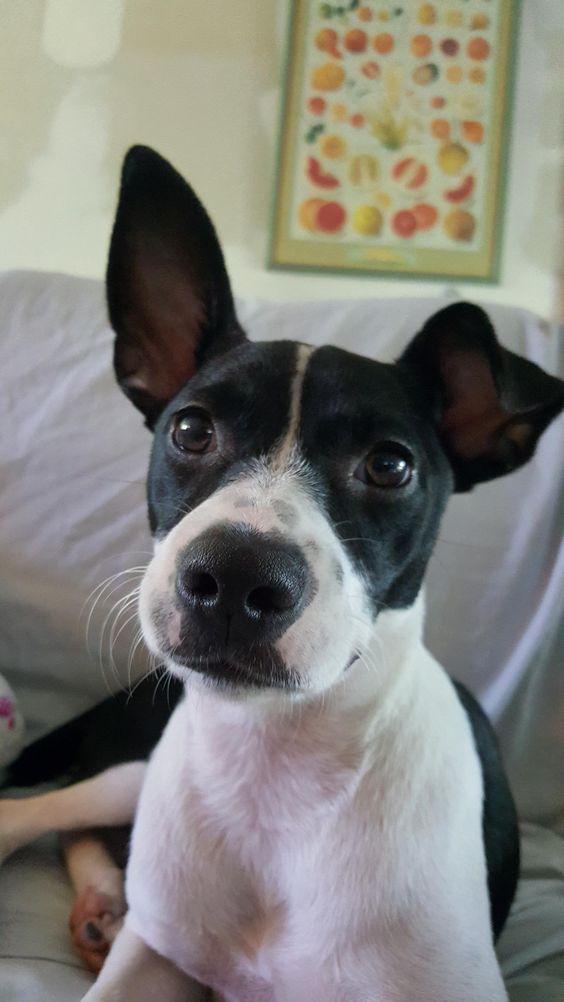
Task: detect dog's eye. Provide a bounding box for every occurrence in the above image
[171,408,216,454]
[356,443,413,489]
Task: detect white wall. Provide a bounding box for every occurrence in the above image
[0,0,563,318]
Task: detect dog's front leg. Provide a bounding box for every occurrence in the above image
[82,922,210,1001]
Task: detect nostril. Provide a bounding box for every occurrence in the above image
[182,570,219,603]
[188,571,218,598]
[247,584,295,615]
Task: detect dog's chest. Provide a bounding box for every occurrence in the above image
[126,696,373,986]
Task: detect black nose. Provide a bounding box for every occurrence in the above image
[176,523,311,645]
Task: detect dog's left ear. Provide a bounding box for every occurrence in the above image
[107,146,246,428]
[401,302,564,491]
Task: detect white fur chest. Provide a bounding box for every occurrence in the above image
[126,687,371,987]
[123,642,499,1001]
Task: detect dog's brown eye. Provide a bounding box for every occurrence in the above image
[171,408,216,454]
[357,444,413,489]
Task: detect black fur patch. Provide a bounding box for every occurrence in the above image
[148,341,453,618]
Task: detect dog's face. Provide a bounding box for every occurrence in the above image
[138,340,453,693]
[107,147,564,697]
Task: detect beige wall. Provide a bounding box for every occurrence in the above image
[1,0,563,318]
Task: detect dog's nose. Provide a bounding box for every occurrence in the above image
[176,524,310,643]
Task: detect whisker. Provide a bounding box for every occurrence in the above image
[85,575,144,658]
[109,606,141,670]
[98,586,141,687]
[82,566,146,624]
[127,629,146,690]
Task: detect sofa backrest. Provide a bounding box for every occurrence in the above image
[0,270,562,825]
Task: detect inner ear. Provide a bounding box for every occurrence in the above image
[107,146,246,427]
[439,348,511,460]
[401,303,564,491]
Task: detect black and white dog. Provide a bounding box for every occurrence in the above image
[2,147,563,1001]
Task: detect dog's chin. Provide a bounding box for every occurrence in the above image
[162,651,301,693]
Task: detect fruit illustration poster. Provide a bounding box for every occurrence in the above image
[271,0,516,280]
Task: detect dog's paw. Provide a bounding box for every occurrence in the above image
[69,884,126,972]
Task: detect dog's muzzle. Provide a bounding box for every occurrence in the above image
[171,523,312,686]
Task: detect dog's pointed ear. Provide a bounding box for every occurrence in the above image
[400,302,564,492]
[107,146,246,427]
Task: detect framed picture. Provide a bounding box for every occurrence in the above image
[270,0,518,281]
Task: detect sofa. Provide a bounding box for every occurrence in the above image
[0,270,563,1000]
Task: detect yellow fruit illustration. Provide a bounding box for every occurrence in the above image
[417,4,436,25]
[471,13,490,29]
[311,63,346,92]
[374,191,392,209]
[330,103,347,122]
[348,153,380,187]
[445,65,463,84]
[320,134,348,160]
[438,142,469,175]
[353,205,383,236]
[444,209,476,241]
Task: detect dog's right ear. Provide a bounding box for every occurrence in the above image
[107,146,246,428]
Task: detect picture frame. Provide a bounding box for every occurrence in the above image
[270,0,518,282]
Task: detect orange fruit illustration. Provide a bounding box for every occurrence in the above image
[373,33,394,55]
[431,118,450,140]
[444,208,476,241]
[357,6,373,21]
[315,28,339,54]
[461,121,484,144]
[320,134,348,160]
[467,37,491,61]
[344,29,368,53]
[411,34,433,58]
[311,63,346,92]
[298,198,325,232]
[470,13,490,30]
[413,203,438,230]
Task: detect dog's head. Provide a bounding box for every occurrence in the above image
[107,146,563,697]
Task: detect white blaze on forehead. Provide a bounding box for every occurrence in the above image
[271,343,315,469]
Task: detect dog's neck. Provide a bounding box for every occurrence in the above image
[181,592,429,747]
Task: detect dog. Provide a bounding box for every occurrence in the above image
[1,145,563,1001]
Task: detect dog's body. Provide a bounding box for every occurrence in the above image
[123,611,508,1002]
[2,146,563,1001]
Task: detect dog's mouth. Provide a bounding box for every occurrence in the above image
[166,650,301,691]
